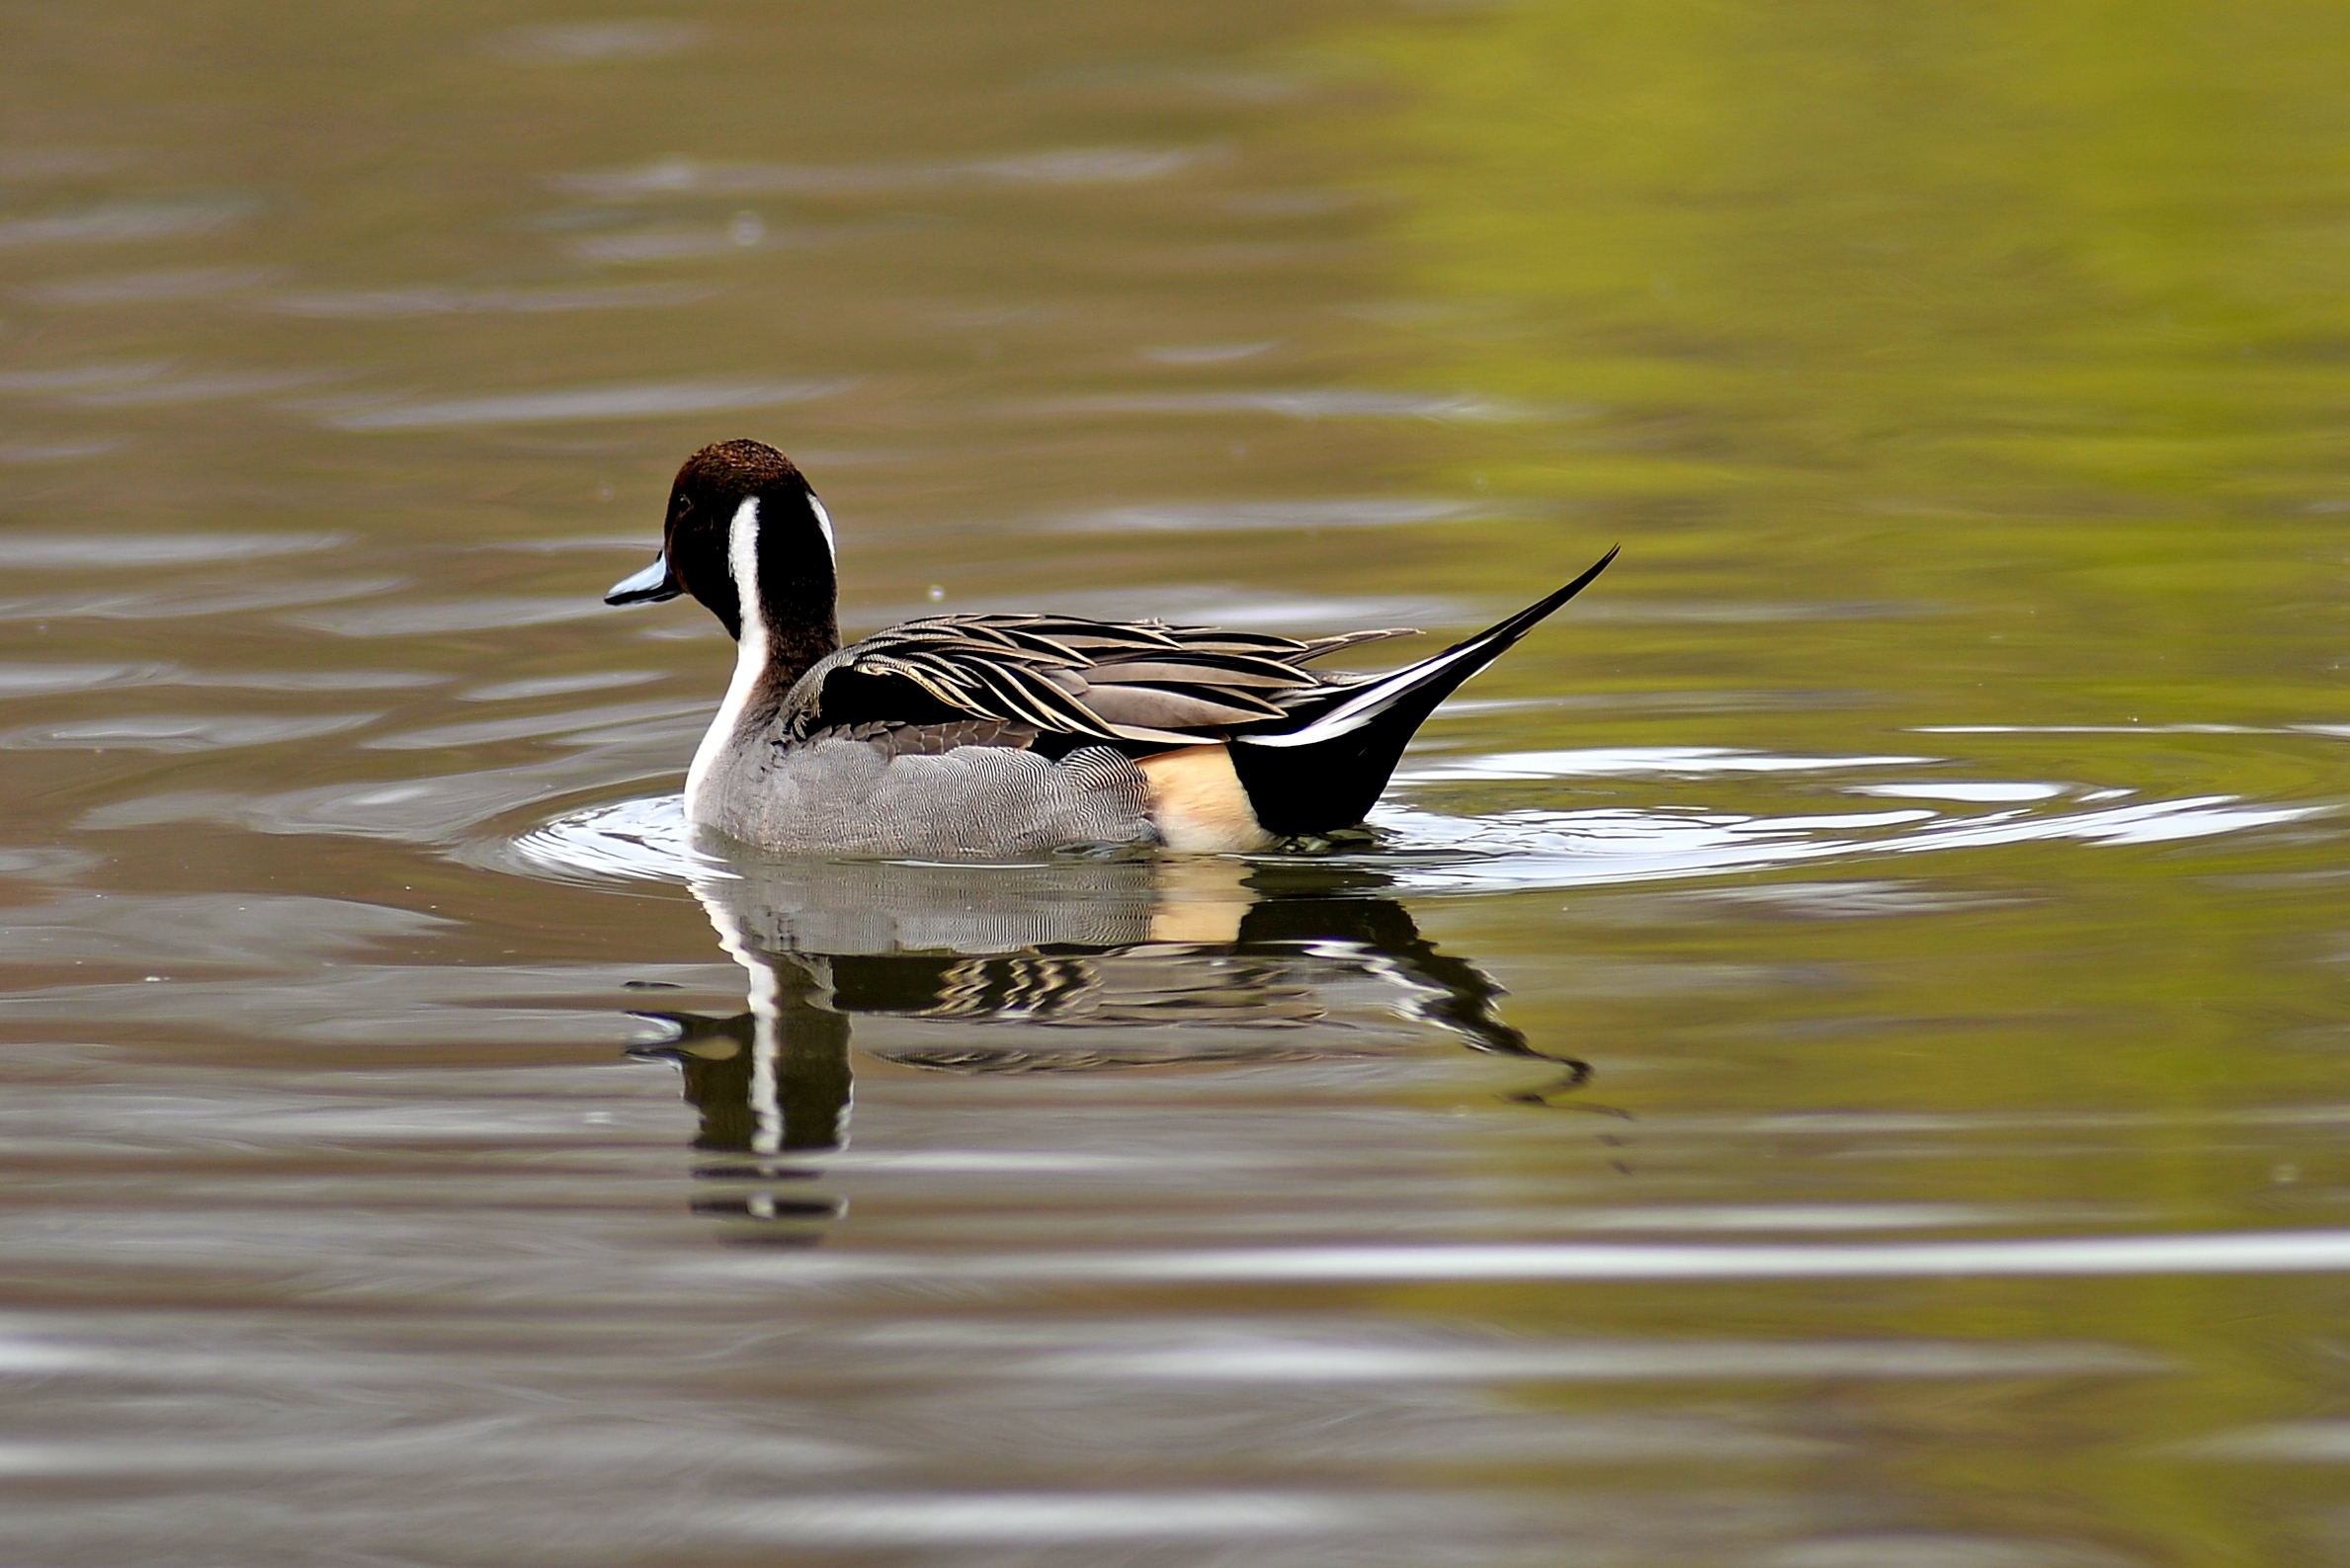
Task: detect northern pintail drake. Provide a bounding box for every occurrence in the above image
[606,439,1616,858]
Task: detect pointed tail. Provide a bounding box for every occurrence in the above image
[1227,546,1619,836]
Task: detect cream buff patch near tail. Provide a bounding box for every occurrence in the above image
[1138,743,1276,854]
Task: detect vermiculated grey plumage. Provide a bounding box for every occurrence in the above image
[693,733,1157,858]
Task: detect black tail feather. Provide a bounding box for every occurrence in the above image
[1227,546,1619,836]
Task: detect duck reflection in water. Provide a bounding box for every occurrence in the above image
[628,854,1586,1237]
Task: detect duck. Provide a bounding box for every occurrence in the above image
[605,438,1616,859]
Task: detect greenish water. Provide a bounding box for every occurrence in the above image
[2,2,2348,1563]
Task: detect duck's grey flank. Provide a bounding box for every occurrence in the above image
[696,732,1152,858]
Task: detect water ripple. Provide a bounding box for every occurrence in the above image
[0,712,378,752]
[1364,794,2309,894]
[61,368,330,405]
[677,1227,2350,1288]
[1393,746,1931,781]
[0,197,255,248]
[321,377,851,431]
[1037,388,1553,421]
[0,361,171,392]
[288,595,614,636]
[0,577,401,622]
[999,1335,2161,1383]
[264,283,713,318]
[719,1492,1363,1546]
[21,266,285,303]
[851,587,1463,632]
[508,743,2313,892]
[0,437,126,462]
[554,146,1215,200]
[1051,498,1495,533]
[0,533,342,568]
[482,22,704,64]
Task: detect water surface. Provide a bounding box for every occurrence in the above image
[4,1,2350,1563]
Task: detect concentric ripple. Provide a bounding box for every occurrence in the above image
[503,744,2320,891]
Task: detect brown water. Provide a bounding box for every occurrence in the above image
[4,2,2350,1563]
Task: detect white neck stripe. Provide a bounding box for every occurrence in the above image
[807,492,836,559]
[726,493,764,622]
[685,496,767,814]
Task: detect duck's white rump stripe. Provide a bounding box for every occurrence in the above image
[808,493,836,558]
[685,496,768,813]
[1236,639,1490,749]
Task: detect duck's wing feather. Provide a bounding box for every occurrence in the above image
[784,614,1421,748]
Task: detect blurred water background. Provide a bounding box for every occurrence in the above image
[4,2,2350,1563]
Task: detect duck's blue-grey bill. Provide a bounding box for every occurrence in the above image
[605,554,681,606]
